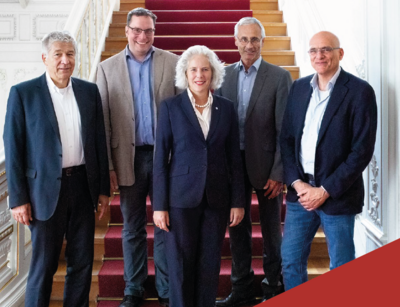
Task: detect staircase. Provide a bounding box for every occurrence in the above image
[49,0,327,306]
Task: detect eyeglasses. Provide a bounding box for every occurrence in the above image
[308,47,340,55]
[127,26,155,36]
[237,37,262,45]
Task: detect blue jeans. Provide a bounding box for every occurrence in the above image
[119,149,168,298]
[281,200,356,291]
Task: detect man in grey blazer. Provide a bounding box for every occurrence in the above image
[96,8,179,307]
[215,17,292,306]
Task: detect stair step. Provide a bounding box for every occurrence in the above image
[109,194,286,225]
[114,10,253,24]
[105,36,290,52]
[250,0,279,11]
[104,225,328,258]
[109,22,287,37]
[101,50,294,66]
[98,258,329,298]
[97,299,261,307]
[253,10,283,22]
[146,0,250,11]
[119,0,145,11]
[51,260,102,302]
[50,301,97,307]
[118,0,279,12]
[97,301,167,307]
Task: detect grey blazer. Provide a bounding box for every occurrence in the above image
[215,60,292,189]
[96,47,179,186]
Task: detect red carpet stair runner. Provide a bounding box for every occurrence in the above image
[49,0,327,306]
[101,0,299,79]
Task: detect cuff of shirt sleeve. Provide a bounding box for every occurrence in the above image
[291,179,302,187]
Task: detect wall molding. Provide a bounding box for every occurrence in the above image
[32,14,68,40]
[13,68,38,83]
[0,14,17,41]
[0,208,11,228]
[368,155,382,226]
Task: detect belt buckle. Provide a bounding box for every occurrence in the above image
[65,168,72,176]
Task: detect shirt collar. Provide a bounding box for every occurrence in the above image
[125,45,155,63]
[310,66,342,91]
[187,89,213,107]
[239,56,262,72]
[46,71,72,95]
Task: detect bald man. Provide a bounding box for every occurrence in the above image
[280,31,377,290]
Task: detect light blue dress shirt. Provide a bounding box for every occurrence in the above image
[237,56,262,150]
[126,45,155,146]
[300,67,342,175]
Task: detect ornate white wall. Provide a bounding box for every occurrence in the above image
[0,1,74,305]
[0,0,74,151]
[279,0,400,256]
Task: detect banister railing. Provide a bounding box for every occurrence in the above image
[0,149,32,307]
[64,0,120,81]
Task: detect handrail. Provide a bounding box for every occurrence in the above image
[64,0,120,81]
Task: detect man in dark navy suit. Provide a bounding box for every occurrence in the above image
[3,31,110,307]
[280,31,377,290]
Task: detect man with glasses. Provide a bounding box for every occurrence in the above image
[215,17,292,306]
[280,31,377,290]
[96,7,179,307]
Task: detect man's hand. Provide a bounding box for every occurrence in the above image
[97,195,110,220]
[297,186,329,211]
[293,180,312,193]
[263,179,283,199]
[153,211,170,232]
[229,208,244,227]
[110,170,119,195]
[11,203,32,226]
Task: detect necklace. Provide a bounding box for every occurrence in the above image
[195,100,211,108]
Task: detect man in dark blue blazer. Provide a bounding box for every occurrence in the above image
[280,31,377,290]
[3,31,110,307]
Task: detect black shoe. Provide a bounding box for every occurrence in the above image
[215,292,256,307]
[158,296,169,306]
[261,284,284,302]
[119,295,143,307]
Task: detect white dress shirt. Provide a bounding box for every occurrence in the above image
[188,89,213,139]
[299,67,341,176]
[46,73,85,168]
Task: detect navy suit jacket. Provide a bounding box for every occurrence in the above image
[4,73,110,221]
[280,68,377,215]
[153,90,245,211]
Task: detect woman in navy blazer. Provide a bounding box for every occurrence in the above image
[153,45,245,307]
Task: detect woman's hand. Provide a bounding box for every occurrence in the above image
[229,208,244,227]
[153,211,170,232]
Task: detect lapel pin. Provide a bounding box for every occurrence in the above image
[216,107,218,110]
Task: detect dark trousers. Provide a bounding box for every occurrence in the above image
[25,168,95,307]
[165,196,229,307]
[119,149,168,298]
[228,151,282,294]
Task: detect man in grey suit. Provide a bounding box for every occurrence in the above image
[215,17,292,306]
[96,7,179,307]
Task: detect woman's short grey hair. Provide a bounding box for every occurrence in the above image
[127,7,157,26]
[234,17,266,39]
[175,45,225,90]
[42,31,77,57]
